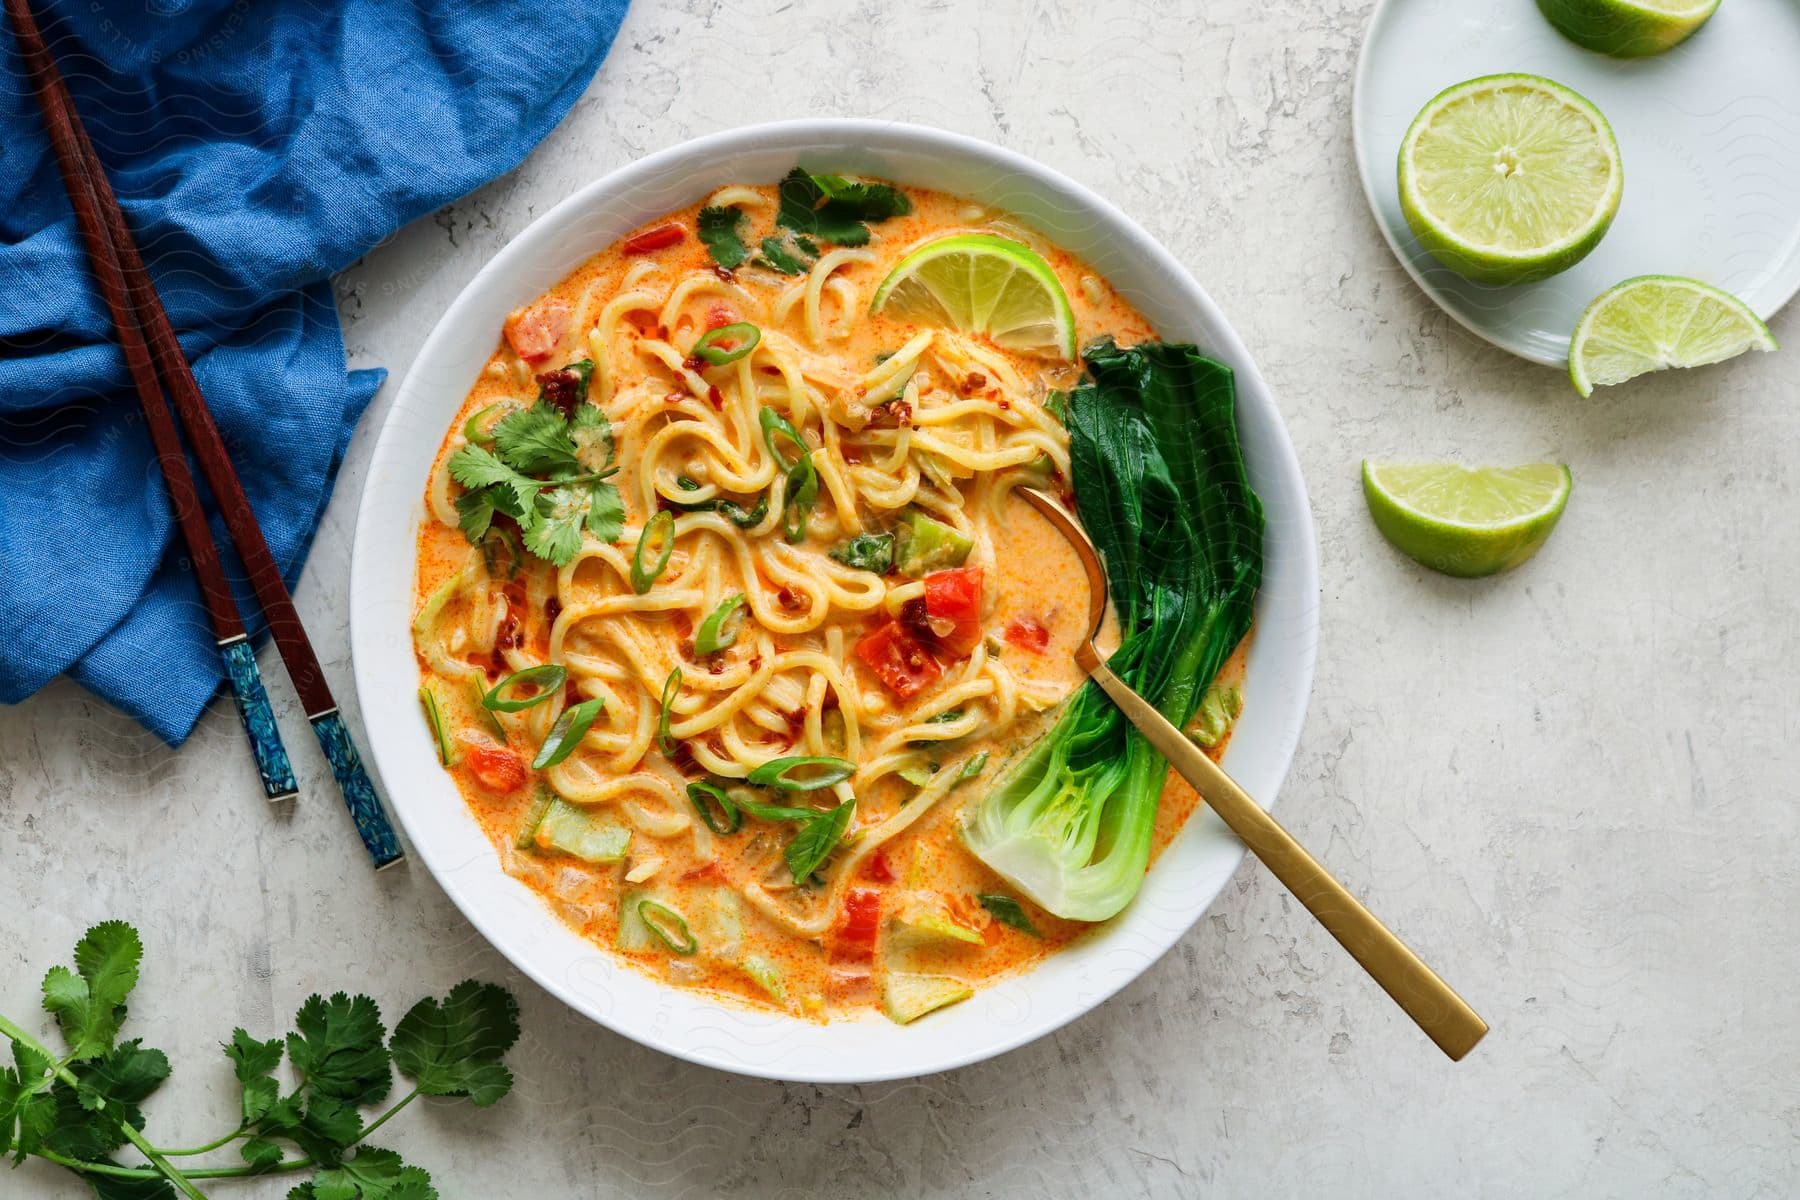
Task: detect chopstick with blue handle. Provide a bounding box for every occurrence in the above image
[8,7,296,803]
[9,0,402,868]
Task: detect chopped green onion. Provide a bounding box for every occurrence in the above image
[630,510,676,594]
[462,401,512,446]
[760,407,818,543]
[747,755,855,791]
[657,667,681,757]
[532,697,603,768]
[978,893,1042,937]
[692,322,762,366]
[924,709,964,726]
[481,525,523,580]
[694,594,747,655]
[956,751,990,783]
[470,678,507,737]
[732,795,819,823]
[637,899,698,955]
[418,686,458,766]
[686,781,742,835]
[514,788,554,850]
[483,664,567,713]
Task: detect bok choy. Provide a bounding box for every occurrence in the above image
[961,338,1263,921]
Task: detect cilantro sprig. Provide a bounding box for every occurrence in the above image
[448,361,624,567]
[0,922,520,1200]
[699,166,911,274]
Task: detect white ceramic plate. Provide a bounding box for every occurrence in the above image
[348,120,1320,1083]
[1353,0,1800,365]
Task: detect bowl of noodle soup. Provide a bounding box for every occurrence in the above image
[350,119,1318,1082]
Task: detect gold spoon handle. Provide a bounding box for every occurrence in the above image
[1083,656,1489,1061]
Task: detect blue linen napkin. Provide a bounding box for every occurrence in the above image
[0,0,628,744]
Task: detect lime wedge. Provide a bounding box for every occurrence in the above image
[1536,0,1719,57]
[871,233,1077,358]
[1362,462,1572,578]
[1568,275,1777,396]
[1398,74,1622,286]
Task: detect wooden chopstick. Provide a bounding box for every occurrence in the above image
[7,0,403,868]
[6,4,298,803]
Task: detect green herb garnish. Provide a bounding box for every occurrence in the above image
[636,901,698,955]
[447,363,623,567]
[631,510,676,594]
[532,697,603,769]
[977,894,1042,937]
[686,780,742,835]
[697,205,750,270]
[775,167,911,246]
[828,531,894,573]
[733,793,858,884]
[746,755,855,791]
[482,664,566,713]
[956,751,989,783]
[753,231,816,275]
[0,921,519,1199]
[694,594,747,655]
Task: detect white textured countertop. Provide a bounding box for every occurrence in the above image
[4,1,1796,1195]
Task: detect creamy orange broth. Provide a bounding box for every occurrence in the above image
[413,179,1246,1021]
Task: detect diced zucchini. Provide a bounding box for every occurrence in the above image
[893,511,973,577]
[741,954,786,1003]
[881,971,972,1024]
[534,798,630,864]
[897,764,936,788]
[892,908,983,947]
[691,888,744,961]
[616,888,665,952]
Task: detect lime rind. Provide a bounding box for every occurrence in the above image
[871,233,1077,358]
[1397,73,1622,286]
[1568,274,1778,396]
[1535,0,1720,58]
[1362,461,1572,578]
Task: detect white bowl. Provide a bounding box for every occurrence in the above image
[349,119,1320,1083]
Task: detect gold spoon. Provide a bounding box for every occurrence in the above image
[1020,487,1488,1061]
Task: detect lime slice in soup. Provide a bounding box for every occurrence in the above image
[1568,275,1777,396]
[871,233,1077,358]
[1535,0,1720,57]
[1362,462,1572,578]
[1397,74,1622,286]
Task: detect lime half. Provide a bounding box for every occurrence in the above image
[1536,0,1719,57]
[1569,275,1777,396]
[1363,462,1572,578]
[871,233,1077,358]
[1398,74,1622,286]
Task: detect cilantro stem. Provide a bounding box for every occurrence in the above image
[37,1148,314,1180]
[356,1084,421,1141]
[158,1127,248,1156]
[0,1013,210,1200]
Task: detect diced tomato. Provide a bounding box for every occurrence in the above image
[862,850,896,883]
[705,304,736,330]
[922,567,985,658]
[833,887,881,960]
[503,298,570,361]
[1004,617,1051,654]
[681,862,724,884]
[621,223,686,255]
[855,620,941,700]
[465,746,526,793]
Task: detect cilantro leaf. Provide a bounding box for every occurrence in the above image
[775,167,911,246]
[783,798,856,884]
[286,993,390,1108]
[390,982,520,1107]
[74,1039,169,1117]
[42,921,141,1061]
[86,1172,178,1199]
[828,532,893,573]
[697,205,750,270]
[290,1146,436,1200]
[978,893,1042,937]
[447,445,540,516]
[754,233,813,276]
[224,1028,284,1123]
[567,402,616,475]
[241,1135,284,1168]
[585,482,626,544]
[491,403,580,476]
[453,488,498,542]
[522,486,590,565]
